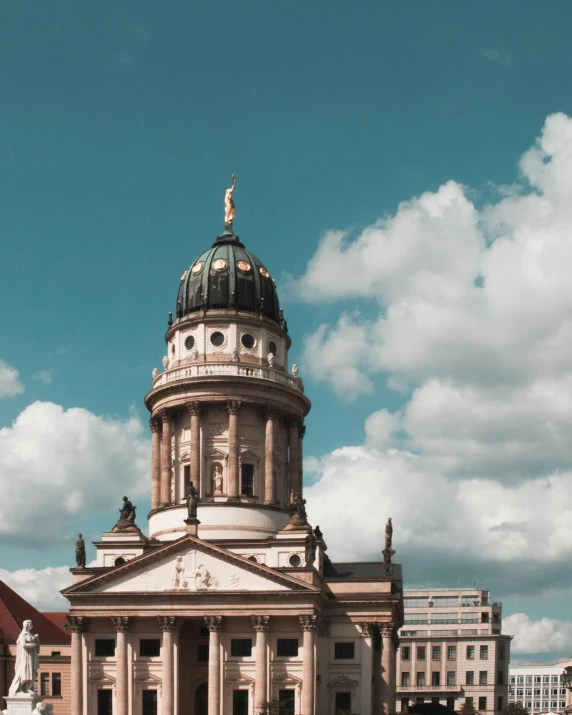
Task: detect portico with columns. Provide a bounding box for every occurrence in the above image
[63,206,402,715]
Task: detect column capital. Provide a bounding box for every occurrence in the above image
[204,615,223,632]
[226,399,241,415]
[160,408,174,423]
[265,407,280,421]
[111,616,131,633]
[298,614,318,632]
[378,622,394,638]
[187,401,201,416]
[157,616,180,632]
[357,622,376,638]
[65,615,88,633]
[251,615,270,632]
[149,417,161,433]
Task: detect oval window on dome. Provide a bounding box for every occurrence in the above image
[268,341,277,356]
[212,258,227,272]
[241,333,256,350]
[259,266,270,278]
[237,260,251,273]
[191,262,204,275]
[185,335,195,351]
[289,554,301,567]
[210,331,225,347]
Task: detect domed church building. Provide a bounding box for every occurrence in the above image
[62,183,403,715]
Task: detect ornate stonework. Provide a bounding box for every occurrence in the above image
[65,615,88,633]
[251,615,270,632]
[204,615,223,632]
[298,614,318,631]
[157,616,180,632]
[111,616,131,632]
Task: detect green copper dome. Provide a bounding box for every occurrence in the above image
[176,232,283,326]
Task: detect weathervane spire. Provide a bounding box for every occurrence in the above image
[224,174,237,233]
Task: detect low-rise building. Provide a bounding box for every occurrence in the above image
[509,662,570,714]
[396,588,510,713]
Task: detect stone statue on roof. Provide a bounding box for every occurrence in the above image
[224,174,236,231]
[75,533,86,568]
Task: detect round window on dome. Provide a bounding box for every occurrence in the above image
[185,335,195,351]
[191,262,204,275]
[268,341,277,356]
[210,331,225,347]
[237,260,251,273]
[241,333,256,350]
[212,258,227,272]
[259,266,270,278]
[289,554,301,567]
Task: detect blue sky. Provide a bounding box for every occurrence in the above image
[2,1,572,660]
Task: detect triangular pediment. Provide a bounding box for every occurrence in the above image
[273,673,302,684]
[328,675,358,689]
[89,673,116,684]
[226,673,255,684]
[63,535,319,596]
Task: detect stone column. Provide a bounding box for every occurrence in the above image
[298,424,306,496]
[226,400,241,499]
[287,418,300,503]
[111,617,131,715]
[65,615,88,715]
[358,623,375,715]
[299,615,317,715]
[264,411,277,504]
[205,616,223,715]
[252,616,270,712]
[150,418,162,510]
[158,616,179,715]
[187,401,201,494]
[160,409,173,505]
[379,623,396,715]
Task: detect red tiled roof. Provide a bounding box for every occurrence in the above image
[0,581,70,644]
[42,612,70,633]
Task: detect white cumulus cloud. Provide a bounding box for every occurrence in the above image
[0,401,150,544]
[0,360,24,399]
[0,565,71,612]
[504,613,572,654]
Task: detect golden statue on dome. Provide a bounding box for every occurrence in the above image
[224,174,236,232]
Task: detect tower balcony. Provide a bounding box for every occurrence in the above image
[151,362,304,394]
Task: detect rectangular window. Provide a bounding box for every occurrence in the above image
[401,698,410,711]
[526,689,532,696]
[498,644,505,660]
[497,698,503,712]
[277,639,299,657]
[478,697,487,711]
[402,672,410,687]
[279,689,295,715]
[417,646,426,660]
[432,596,459,608]
[432,698,440,705]
[432,646,441,660]
[498,672,505,686]
[448,645,457,660]
[142,690,158,715]
[535,677,541,683]
[51,652,61,657]
[233,689,249,715]
[481,613,490,623]
[404,597,430,608]
[466,698,474,705]
[447,697,455,712]
[466,671,475,685]
[140,639,161,657]
[404,615,429,625]
[534,689,540,696]
[467,645,475,660]
[431,613,458,624]
[183,464,190,490]
[231,639,252,657]
[543,677,550,684]
[479,671,488,685]
[97,689,113,715]
[402,646,411,661]
[240,464,254,496]
[526,676,533,684]
[335,692,352,715]
[52,673,62,697]
[416,672,426,687]
[197,644,208,662]
[432,672,441,686]
[551,689,559,696]
[95,639,115,657]
[461,615,479,624]
[552,676,559,683]
[480,645,488,660]
[447,672,456,686]
[40,673,50,696]
[461,596,478,606]
[334,642,355,660]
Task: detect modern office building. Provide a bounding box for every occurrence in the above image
[509,662,571,714]
[396,589,510,713]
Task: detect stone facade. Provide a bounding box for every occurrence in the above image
[63,227,403,715]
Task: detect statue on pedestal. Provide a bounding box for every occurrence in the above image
[224,174,237,232]
[112,496,139,533]
[75,533,86,568]
[8,620,40,696]
[382,517,395,576]
[186,481,199,519]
